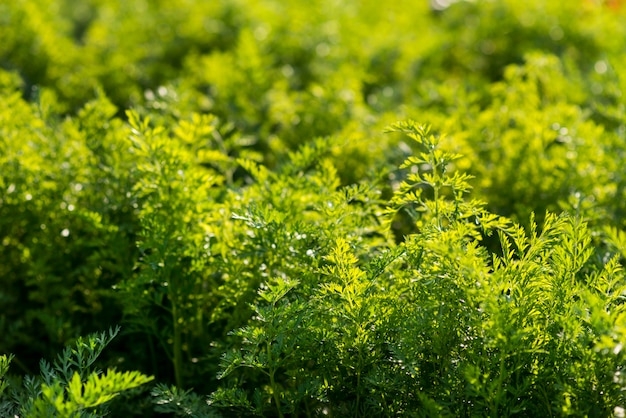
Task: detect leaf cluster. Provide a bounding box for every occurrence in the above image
[2,1,626,417]
[0,327,153,418]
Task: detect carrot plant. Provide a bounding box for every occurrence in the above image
[0,327,153,417]
[2,1,626,416]
[205,121,626,416]
[116,110,227,389]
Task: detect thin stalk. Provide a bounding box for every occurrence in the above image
[147,333,158,379]
[354,368,361,418]
[267,341,285,418]
[354,324,366,418]
[434,180,440,229]
[431,146,442,229]
[172,300,183,389]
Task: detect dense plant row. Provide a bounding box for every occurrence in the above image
[1,0,626,416]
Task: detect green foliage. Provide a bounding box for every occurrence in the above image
[421,52,626,231]
[117,110,223,389]
[2,1,626,416]
[0,80,139,371]
[207,121,626,416]
[0,355,13,397]
[0,327,153,417]
[151,383,219,417]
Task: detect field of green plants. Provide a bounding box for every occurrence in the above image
[2,0,626,416]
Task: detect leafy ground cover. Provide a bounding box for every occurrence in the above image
[1,0,626,416]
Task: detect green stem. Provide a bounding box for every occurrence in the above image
[267,341,284,418]
[172,300,183,389]
[354,325,366,418]
[434,181,440,229]
[432,149,441,229]
[147,333,158,379]
[354,370,361,418]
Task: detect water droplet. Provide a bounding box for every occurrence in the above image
[613,343,622,355]
[549,26,564,41]
[431,0,452,11]
[316,43,330,57]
